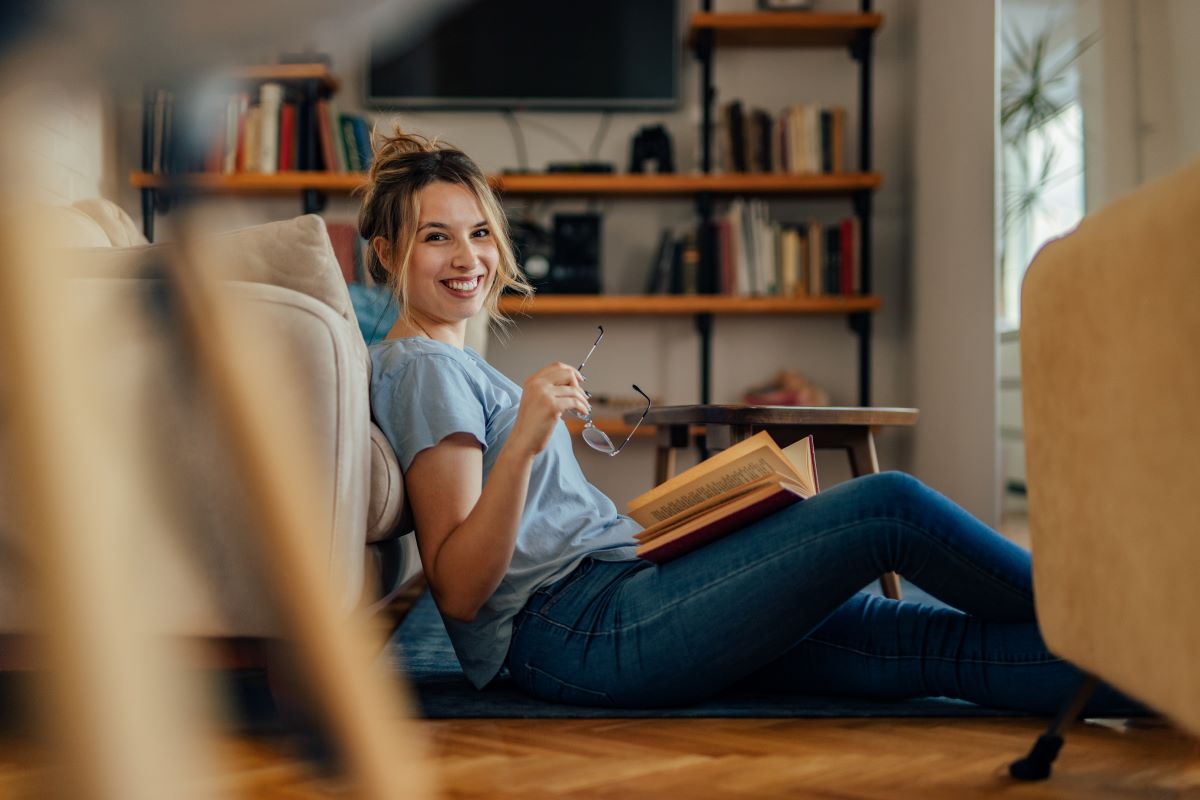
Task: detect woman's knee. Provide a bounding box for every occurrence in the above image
[852,470,928,508]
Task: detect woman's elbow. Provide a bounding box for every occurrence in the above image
[431,587,482,623]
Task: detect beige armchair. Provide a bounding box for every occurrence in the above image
[1013,157,1200,779]
[0,203,429,650]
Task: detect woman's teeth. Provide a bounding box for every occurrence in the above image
[444,277,479,291]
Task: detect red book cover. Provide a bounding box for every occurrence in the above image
[278,103,296,172]
[325,221,360,284]
[316,98,336,173]
[840,218,855,296]
[636,481,805,564]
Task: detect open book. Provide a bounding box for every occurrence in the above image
[627,431,820,564]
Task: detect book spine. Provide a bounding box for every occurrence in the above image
[278,102,295,172]
[820,109,833,173]
[340,115,360,172]
[315,98,335,173]
[257,82,282,176]
[840,218,854,296]
[351,115,372,171]
[825,225,841,296]
[729,101,746,172]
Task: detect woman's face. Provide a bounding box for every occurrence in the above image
[403,180,498,326]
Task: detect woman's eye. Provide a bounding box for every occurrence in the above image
[472,228,490,238]
[424,232,447,242]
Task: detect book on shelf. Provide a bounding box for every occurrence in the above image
[628,431,820,564]
[141,73,367,179]
[720,100,846,176]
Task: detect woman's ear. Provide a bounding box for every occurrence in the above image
[371,236,392,274]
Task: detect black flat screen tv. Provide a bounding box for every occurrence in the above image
[367,0,679,110]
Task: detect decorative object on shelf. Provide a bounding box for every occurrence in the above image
[742,369,831,407]
[629,124,675,174]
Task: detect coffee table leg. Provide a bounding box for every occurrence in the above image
[654,424,688,484]
[849,430,903,601]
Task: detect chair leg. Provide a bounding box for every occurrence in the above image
[1009,673,1100,781]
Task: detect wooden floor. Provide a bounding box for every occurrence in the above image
[4,506,1199,798]
[4,717,1197,798]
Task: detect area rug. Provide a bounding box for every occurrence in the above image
[388,581,1026,720]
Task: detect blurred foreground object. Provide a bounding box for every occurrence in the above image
[0,202,434,795]
[1013,156,1200,779]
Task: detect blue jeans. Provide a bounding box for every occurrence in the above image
[505,472,1135,713]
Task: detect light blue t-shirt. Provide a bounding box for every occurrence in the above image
[369,337,639,688]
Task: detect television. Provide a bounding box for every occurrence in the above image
[367,0,679,110]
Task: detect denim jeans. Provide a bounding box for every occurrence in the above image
[505,472,1135,713]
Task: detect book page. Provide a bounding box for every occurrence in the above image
[781,435,817,495]
[627,432,808,527]
[635,476,805,542]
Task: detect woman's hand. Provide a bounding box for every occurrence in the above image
[508,362,590,457]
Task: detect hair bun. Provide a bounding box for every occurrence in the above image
[372,125,444,161]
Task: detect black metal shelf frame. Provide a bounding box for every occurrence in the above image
[692,0,877,406]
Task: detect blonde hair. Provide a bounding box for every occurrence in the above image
[356,125,532,332]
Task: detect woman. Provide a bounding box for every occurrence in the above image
[362,129,1127,713]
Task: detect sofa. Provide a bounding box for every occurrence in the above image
[0,201,464,645]
[1013,156,1200,777]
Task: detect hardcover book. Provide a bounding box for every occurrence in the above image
[628,431,820,563]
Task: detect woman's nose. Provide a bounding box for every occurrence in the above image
[451,240,480,269]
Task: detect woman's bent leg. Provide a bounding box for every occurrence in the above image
[508,472,1047,709]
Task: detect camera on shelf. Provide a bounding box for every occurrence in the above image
[629,124,675,174]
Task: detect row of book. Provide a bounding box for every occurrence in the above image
[717,199,861,297]
[143,84,374,176]
[645,201,862,298]
[720,101,847,175]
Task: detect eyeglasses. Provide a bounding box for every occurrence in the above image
[566,326,651,457]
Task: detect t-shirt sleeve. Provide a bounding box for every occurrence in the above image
[373,353,488,472]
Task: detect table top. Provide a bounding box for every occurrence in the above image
[624,404,920,427]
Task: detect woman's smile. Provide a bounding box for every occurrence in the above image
[441,274,483,296]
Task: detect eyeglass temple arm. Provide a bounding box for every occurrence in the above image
[610,384,652,456]
[576,325,605,372]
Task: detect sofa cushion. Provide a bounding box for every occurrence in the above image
[72,198,147,247]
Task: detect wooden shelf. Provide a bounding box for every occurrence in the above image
[130,171,362,193]
[689,11,882,49]
[497,294,880,317]
[129,171,881,197]
[496,172,881,196]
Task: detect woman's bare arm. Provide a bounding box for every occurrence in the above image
[403,362,588,621]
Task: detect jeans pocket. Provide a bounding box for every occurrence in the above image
[518,662,615,707]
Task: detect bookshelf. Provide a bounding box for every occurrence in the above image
[134,7,884,403]
[690,2,881,405]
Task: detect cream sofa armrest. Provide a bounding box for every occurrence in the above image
[367,423,414,543]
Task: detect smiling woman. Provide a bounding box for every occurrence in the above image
[358,129,1139,722]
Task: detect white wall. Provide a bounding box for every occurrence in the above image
[912,0,1000,526]
[5,81,116,206]
[114,0,921,509]
[1079,0,1200,212]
